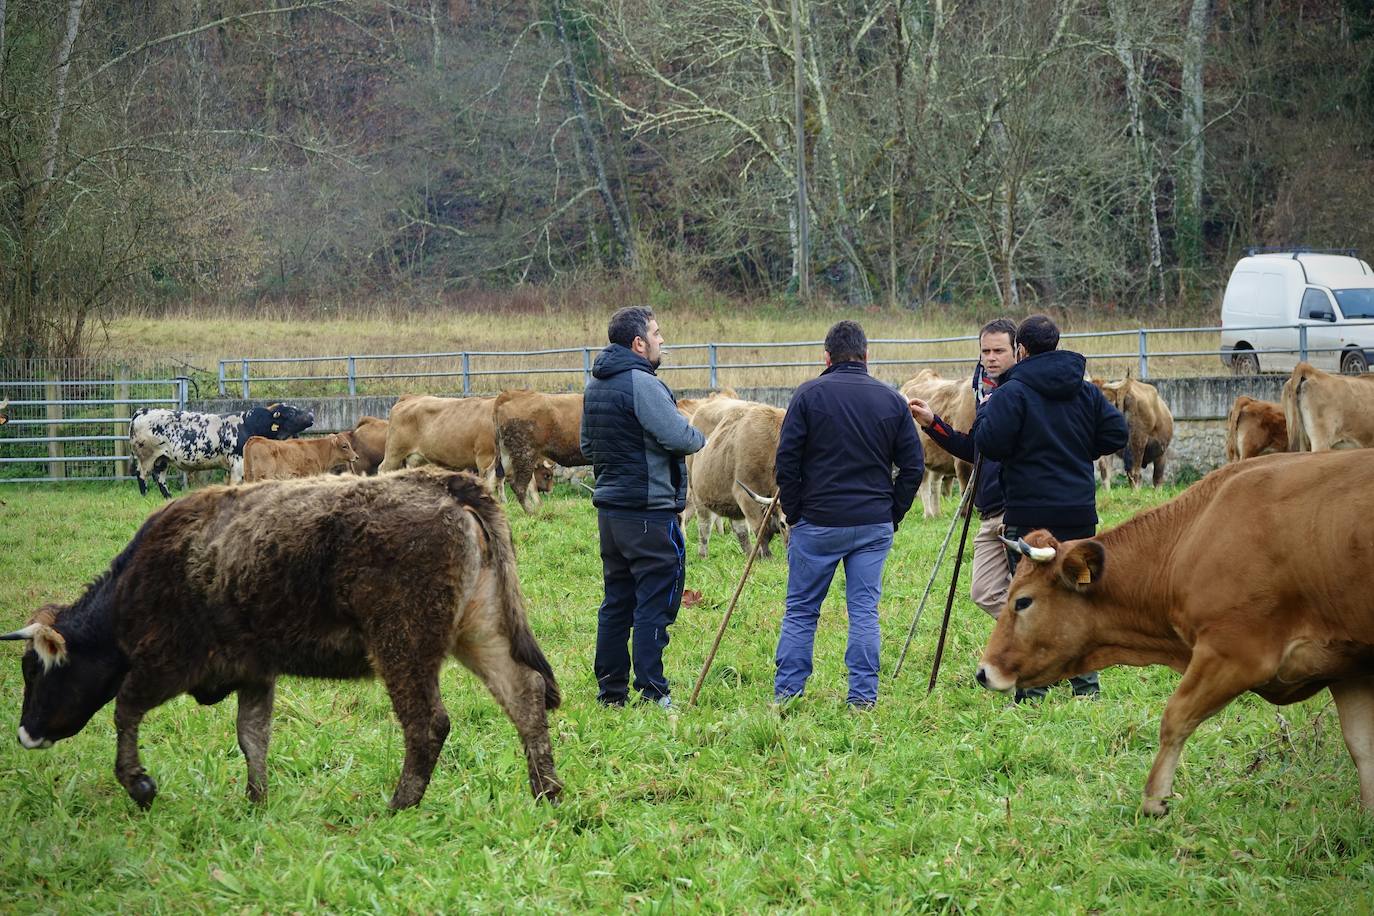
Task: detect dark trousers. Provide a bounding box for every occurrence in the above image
[1004,523,1100,699]
[595,510,686,704]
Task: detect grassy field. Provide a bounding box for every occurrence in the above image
[0,480,1367,912]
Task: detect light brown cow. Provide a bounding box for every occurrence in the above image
[243,434,359,482]
[682,391,753,537]
[1225,396,1287,462]
[493,390,586,513]
[380,396,499,485]
[340,416,389,475]
[1092,377,1173,488]
[976,451,1374,816]
[1282,361,1374,452]
[675,387,739,421]
[685,403,787,558]
[900,369,974,517]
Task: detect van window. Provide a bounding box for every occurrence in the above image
[1300,288,1332,319]
[1333,288,1374,319]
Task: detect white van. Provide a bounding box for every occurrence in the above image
[1219,250,1374,374]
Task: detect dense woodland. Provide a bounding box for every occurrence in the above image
[3,0,1374,358]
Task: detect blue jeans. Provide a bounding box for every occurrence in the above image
[775,520,894,705]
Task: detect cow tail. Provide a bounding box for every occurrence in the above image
[1225,399,1243,463]
[445,474,561,710]
[1282,367,1310,452]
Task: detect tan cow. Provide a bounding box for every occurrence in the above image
[675,387,739,421]
[243,434,359,482]
[685,403,787,558]
[900,369,974,517]
[493,390,586,513]
[1225,396,1287,462]
[380,396,499,484]
[1282,361,1374,452]
[977,450,1374,816]
[339,416,389,475]
[1092,377,1173,488]
[682,391,753,537]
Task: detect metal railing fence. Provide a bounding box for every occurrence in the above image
[215,321,1374,398]
[0,364,187,484]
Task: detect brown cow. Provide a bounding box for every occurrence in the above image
[379,395,499,485]
[976,451,1374,816]
[900,370,974,517]
[1282,361,1374,452]
[493,390,586,513]
[685,403,787,558]
[339,416,389,475]
[2,469,561,809]
[1092,377,1173,488]
[675,387,739,420]
[682,391,753,536]
[243,433,358,482]
[1225,396,1287,462]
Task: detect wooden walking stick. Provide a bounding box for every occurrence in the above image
[927,456,984,694]
[688,487,782,707]
[893,459,980,678]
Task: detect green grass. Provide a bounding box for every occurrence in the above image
[0,482,1369,912]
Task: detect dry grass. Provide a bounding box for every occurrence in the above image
[92,296,1228,397]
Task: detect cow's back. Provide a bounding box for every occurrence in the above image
[348,417,389,474]
[494,390,585,466]
[386,396,495,470]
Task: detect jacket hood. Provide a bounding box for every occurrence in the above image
[592,343,654,380]
[1004,350,1087,401]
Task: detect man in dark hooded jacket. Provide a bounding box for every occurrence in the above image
[581,306,706,707]
[972,314,1128,700]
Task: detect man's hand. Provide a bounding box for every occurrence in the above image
[908,397,934,427]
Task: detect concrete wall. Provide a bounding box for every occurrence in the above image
[192,375,1287,482]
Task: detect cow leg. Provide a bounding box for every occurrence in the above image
[728,519,751,555]
[920,476,940,518]
[153,457,173,499]
[695,506,712,558]
[228,455,245,486]
[1152,454,1167,488]
[113,698,159,809]
[1329,676,1374,811]
[454,638,562,802]
[1143,647,1255,815]
[1097,457,1112,490]
[374,656,449,810]
[236,680,276,803]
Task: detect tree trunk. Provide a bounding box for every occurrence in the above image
[43,0,85,185]
[1180,0,1211,271]
[791,0,810,300]
[1111,1,1166,304]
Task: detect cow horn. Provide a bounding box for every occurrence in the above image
[998,535,1056,563]
[0,623,42,641]
[735,480,777,506]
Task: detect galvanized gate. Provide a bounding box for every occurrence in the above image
[0,360,188,484]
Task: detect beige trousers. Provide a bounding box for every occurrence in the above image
[970,512,1010,618]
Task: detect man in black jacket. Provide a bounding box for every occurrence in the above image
[971,314,1128,699]
[908,317,1018,618]
[581,306,706,708]
[773,321,924,708]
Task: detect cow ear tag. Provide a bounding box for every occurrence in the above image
[1077,568,1092,586]
[271,423,280,432]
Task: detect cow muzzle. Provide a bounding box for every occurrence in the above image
[17,726,52,750]
[974,662,1014,692]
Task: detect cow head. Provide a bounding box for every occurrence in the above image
[244,403,315,441]
[2,607,127,749]
[329,433,361,472]
[735,479,790,545]
[975,530,1106,692]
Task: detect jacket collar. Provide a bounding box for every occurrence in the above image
[820,360,869,377]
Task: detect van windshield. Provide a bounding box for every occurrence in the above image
[1333,288,1374,319]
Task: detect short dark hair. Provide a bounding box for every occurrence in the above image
[1016,314,1060,355]
[607,306,655,349]
[979,318,1017,347]
[824,320,867,363]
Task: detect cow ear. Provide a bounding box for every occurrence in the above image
[32,624,68,670]
[1057,541,1105,592]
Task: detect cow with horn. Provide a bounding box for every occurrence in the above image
[977,449,1374,816]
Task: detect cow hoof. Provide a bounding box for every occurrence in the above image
[1142,796,1169,817]
[129,774,158,809]
[533,779,564,804]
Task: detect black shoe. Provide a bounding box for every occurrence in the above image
[598,697,627,708]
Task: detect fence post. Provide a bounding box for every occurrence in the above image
[241,360,250,399]
[347,356,357,397]
[217,361,227,397]
[461,353,471,396]
[709,344,718,389]
[177,377,189,410]
[46,376,64,480]
[1298,324,1308,363]
[114,372,131,478]
[1137,329,1149,380]
[583,348,592,388]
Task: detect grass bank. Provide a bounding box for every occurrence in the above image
[0,482,1364,911]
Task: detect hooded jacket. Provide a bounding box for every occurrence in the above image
[923,365,1005,517]
[971,349,1128,530]
[580,343,705,512]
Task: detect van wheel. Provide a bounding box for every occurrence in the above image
[1230,350,1260,375]
[1341,350,1368,375]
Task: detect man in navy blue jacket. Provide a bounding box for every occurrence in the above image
[909,318,1018,618]
[581,306,706,707]
[972,314,1128,699]
[773,321,924,708]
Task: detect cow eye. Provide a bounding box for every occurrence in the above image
[1014,596,1033,612]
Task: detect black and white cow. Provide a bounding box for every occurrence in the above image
[129,404,314,497]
